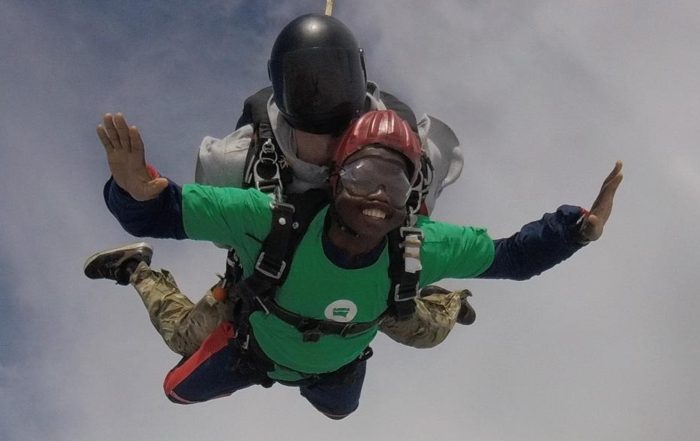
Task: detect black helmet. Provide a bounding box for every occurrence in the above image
[268,14,367,134]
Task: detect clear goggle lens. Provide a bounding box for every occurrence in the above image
[338,158,412,207]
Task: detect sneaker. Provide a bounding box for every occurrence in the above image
[83,242,153,285]
[456,289,476,325]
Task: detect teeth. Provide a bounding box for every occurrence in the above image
[362,208,386,219]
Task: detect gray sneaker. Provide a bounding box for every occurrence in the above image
[83,242,153,285]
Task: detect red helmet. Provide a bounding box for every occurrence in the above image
[331,110,422,181]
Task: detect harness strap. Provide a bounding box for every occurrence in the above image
[254,200,296,281]
[225,190,331,326]
[223,300,374,385]
[220,200,295,310]
[263,298,381,342]
[243,123,292,196]
[225,122,293,294]
[387,226,423,320]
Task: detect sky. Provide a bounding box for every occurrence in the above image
[2,0,699,440]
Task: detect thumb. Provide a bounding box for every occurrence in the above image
[579,213,603,242]
[133,177,169,201]
[148,177,169,194]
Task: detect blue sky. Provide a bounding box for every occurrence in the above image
[2,1,700,440]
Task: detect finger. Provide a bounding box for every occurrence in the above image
[591,171,623,217]
[590,161,624,211]
[129,125,144,153]
[601,160,623,187]
[113,113,131,151]
[128,125,148,167]
[102,113,121,148]
[96,124,113,151]
[585,162,623,241]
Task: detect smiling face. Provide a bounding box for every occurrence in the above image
[332,146,411,241]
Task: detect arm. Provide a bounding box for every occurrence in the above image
[97,113,273,248]
[479,161,623,280]
[103,177,186,239]
[478,205,585,280]
[97,113,184,239]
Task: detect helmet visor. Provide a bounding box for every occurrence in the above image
[273,47,366,133]
[338,157,412,208]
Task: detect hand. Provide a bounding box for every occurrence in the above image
[97,113,168,201]
[578,160,624,242]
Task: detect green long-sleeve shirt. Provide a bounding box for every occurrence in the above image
[182,184,494,378]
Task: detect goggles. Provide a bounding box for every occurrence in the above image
[338,157,412,208]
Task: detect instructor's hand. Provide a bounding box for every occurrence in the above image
[97,113,168,201]
[578,160,624,242]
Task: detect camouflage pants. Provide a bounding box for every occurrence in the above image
[130,262,466,357]
[130,262,225,356]
[379,289,467,349]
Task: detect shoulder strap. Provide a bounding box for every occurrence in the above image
[238,189,330,299]
[267,189,331,282]
[224,87,290,296]
[236,86,273,130]
[237,87,293,195]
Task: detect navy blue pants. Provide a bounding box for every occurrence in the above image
[163,323,367,418]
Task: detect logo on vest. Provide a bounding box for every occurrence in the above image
[324,300,358,323]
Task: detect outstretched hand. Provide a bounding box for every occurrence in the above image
[578,160,624,242]
[97,113,168,201]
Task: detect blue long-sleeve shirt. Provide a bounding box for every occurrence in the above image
[104,178,586,280]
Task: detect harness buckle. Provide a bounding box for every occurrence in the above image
[393,282,420,302]
[340,323,356,337]
[298,319,322,343]
[399,226,423,273]
[240,333,250,351]
[399,226,424,241]
[254,252,286,280]
[302,330,322,343]
[259,138,277,157]
[253,139,283,193]
[270,200,296,216]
